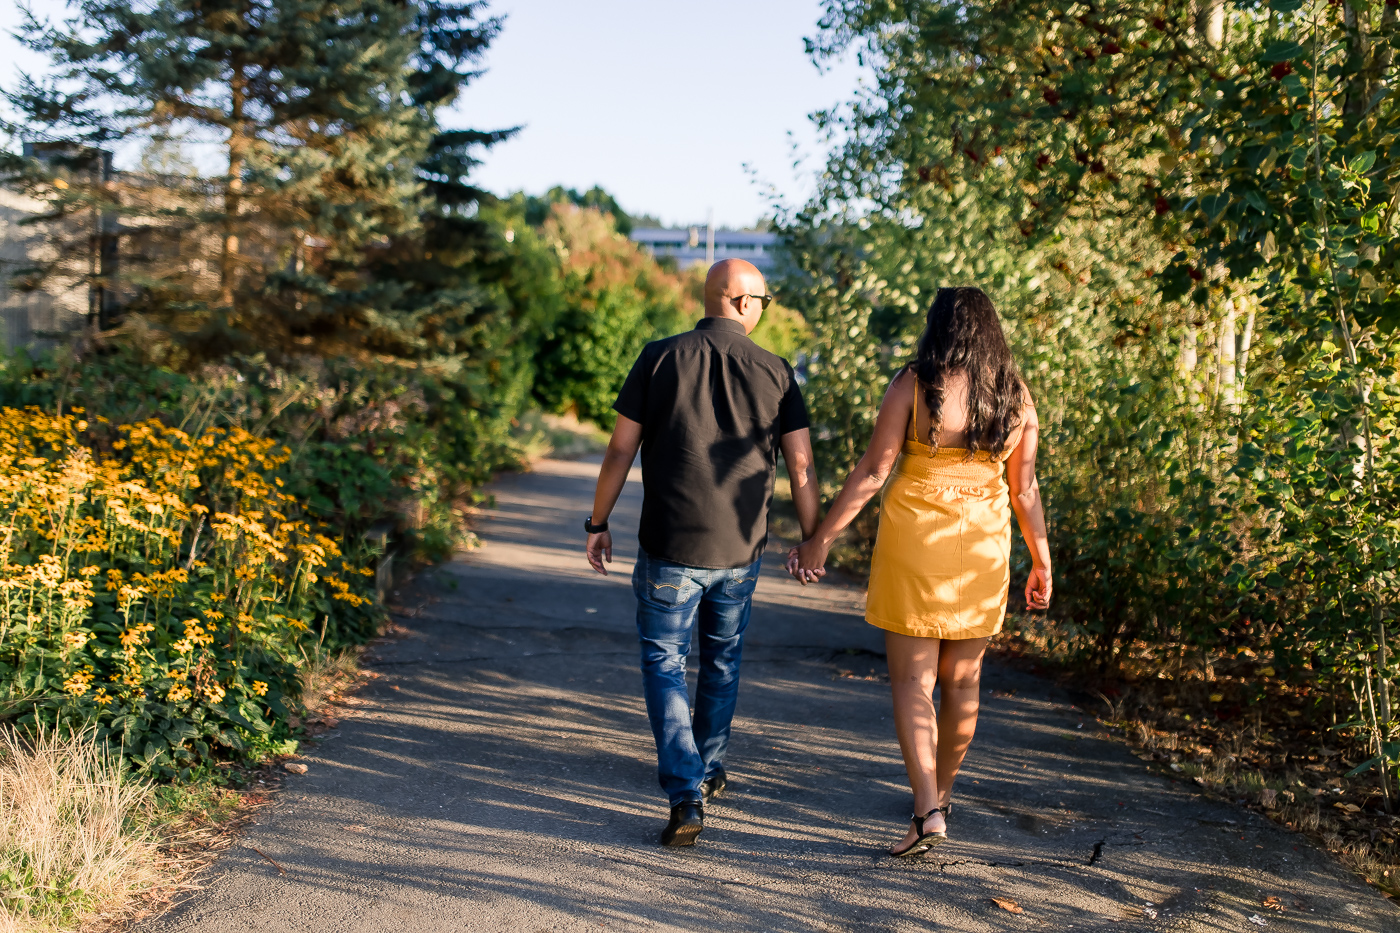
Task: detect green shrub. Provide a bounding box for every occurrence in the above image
[531,204,695,426]
[0,405,376,780]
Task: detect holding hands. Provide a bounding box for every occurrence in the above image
[1024,564,1052,612]
[786,538,829,586]
[788,537,1054,615]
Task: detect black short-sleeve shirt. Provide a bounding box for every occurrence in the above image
[613,316,809,569]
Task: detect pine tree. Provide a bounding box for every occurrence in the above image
[2,0,509,358]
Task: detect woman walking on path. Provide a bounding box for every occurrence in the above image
[789,286,1052,857]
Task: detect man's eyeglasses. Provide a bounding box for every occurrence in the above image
[729,293,774,310]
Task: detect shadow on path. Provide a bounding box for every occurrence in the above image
[140,459,1396,933]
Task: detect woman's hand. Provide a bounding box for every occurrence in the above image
[1025,565,1052,611]
[786,539,830,586]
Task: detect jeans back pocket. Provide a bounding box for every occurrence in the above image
[642,561,698,607]
[722,562,761,600]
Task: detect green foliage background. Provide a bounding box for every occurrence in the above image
[0,0,709,783]
[786,0,1400,786]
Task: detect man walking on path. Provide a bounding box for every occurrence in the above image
[585,258,821,847]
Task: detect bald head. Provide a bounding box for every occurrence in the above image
[704,259,768,334]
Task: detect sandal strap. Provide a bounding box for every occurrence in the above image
[909,803,954,833]
[909,805,941,833]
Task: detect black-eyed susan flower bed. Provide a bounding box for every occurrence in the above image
[0,407,378,779]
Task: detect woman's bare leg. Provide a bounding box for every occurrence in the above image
[885,630,944,851]
[933,636,991,808]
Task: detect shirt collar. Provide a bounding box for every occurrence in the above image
[695,316,748,336]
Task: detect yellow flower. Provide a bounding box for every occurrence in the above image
[62,667,94,696]
[92,688,113,706]
[119,622,155,650]
[251,680,268,696]
[166,683,192,703]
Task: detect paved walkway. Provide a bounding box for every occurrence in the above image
[142,459,1396,932]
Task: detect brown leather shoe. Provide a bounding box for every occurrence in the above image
[659,801,703,846]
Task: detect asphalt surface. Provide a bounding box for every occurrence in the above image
[141,457,1398,932]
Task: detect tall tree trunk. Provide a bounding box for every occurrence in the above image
[1195,0,1225,49]
[1377,4,1398,88]
[1218,300,1237,412]
[1237,304,1256,386]
[1342,2,1373,116]
[220,60,246,309]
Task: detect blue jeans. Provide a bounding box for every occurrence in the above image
[632,548,761,807]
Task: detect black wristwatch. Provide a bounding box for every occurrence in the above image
[584,516,609,534]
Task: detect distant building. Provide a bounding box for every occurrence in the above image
[0,145,116,350]
[630,227,778,272]
[2,143,252,351]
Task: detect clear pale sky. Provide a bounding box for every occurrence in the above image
[0,1,866,228]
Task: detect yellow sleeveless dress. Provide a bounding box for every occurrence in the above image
[864,381,1023,640]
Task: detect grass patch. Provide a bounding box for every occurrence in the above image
[513,409,610,461]
[0,639,379,931]
[297,648,364,721]
[289,642,375,736]
[0,729,159,931]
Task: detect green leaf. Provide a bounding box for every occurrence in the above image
[1345,742,1400,777]
[1350,150,1376,174]
[1261,41,1305,63]
[1201,193,1230,220]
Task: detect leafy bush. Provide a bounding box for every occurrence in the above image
[790,0,1400,796]
[0,405,375,779]
[531,204,696,425]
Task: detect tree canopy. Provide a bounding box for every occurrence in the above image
[789,0,1400,797]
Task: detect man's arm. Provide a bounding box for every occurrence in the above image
[585,415,643,575]
[780,428,820,541]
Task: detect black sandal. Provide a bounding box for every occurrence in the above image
[890,804,949,858]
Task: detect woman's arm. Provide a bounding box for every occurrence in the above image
[789,369,915,582]
[1006,398,1052,610]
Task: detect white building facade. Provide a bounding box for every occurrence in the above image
[630,228,778,273]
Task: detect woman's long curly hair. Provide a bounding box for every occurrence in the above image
[909,286,1025,456]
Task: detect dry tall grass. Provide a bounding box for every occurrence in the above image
[0,728,158,930]
[297,648,364,718]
